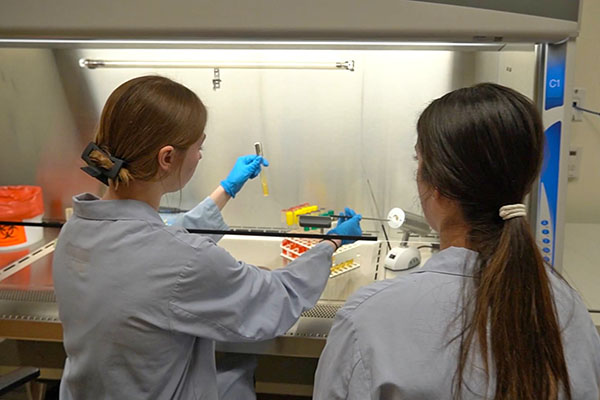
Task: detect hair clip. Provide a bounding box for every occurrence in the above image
[80,142,126,186]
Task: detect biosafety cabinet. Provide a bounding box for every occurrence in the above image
[0,0,582,395]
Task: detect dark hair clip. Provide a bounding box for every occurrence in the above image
[80,142,126,186]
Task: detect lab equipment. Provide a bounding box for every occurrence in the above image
[387,207,431,236]
[367,178,392,251]
[383,246,421,271]
[280,238,361,278]
[384,208,431,271]
[281,203,320,226]
[298,215,333,228]
[278,207,363,278]
[254,142,269,197]
[299,214,388,228]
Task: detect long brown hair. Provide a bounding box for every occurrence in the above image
[416,83,571,399]
[89,75,207,187]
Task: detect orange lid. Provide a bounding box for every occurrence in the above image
[0,186,44,220]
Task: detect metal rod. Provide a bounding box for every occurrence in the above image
[366,178,392,251]
[0,220,65,228]
[188,229,376,241]
[0,239,57,283]
[0,221,376,241]
[79,59,355,71]
[331,214,389,222]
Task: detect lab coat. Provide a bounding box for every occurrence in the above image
[314,246,600,400]
[53,193,333,399]
[175,202,258,400]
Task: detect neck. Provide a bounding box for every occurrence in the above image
[103,181,164,211]
[438,222,471,251]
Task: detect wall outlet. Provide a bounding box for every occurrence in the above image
[568,147,582,180]
[572,87,586,122]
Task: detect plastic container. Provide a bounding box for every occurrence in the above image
[0,186,44,251]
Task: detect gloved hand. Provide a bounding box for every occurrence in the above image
[220,155,269,198]
[327,207,362,245]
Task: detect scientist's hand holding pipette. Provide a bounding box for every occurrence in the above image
[326,207,363,246]
[220,155,269,198]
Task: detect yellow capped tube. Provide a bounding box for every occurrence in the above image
[286,211,294,226]
[254,142,269,197]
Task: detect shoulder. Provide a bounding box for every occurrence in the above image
[161,224,215,250]
[341,278,404,313]
[337,250,476,341]
[342,248,474,315]
[340,270,458,321]
[547,269,597,331]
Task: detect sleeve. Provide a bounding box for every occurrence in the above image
[173,197,228,243]
[554,284,600,396]
[313,309,371,400]
[167,240,334,342]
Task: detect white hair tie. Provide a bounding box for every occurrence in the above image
[499,204,527,220]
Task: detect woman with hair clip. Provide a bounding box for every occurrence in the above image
[52,75,362,400]
[314,83,600,399]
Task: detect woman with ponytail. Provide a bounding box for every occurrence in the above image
[314,83,600,399]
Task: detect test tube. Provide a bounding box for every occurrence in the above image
[254,142,269,196]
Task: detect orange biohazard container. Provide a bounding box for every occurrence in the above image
[0,186,44,251]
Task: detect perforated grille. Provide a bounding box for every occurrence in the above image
[300,303,341,319]
[0,313,59,322]
[0,289,56,303]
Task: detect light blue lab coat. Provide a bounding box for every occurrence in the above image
[314,246,600,400]
[53,193,333,399]
[175,202,258,400]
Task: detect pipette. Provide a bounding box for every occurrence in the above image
[254,142,269,196]
[298,209,431,232]
[298,215,389,228]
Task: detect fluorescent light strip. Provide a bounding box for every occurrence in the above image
[0,38,500,48]
[79,59,354,71]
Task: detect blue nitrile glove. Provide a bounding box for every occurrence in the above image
[220,155,269,198]
[327,207,362,245]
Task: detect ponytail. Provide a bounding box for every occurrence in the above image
[455,217,571,399]
[89,149,133,189]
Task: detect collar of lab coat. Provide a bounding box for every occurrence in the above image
[72,192,164,225]
[414,246,480,278]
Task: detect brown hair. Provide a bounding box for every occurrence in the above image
[89,75,207,188]
[416,83,571,399]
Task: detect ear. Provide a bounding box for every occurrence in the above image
[157,145,176,173]
[432,187,457,209]
[431,186,444,201]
